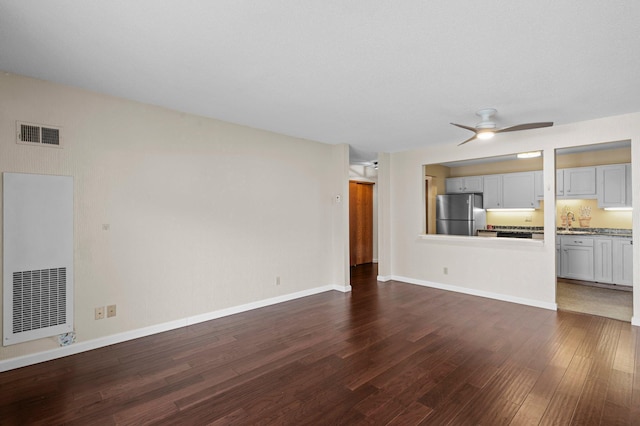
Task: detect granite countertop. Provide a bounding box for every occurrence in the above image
[481,226,632,237]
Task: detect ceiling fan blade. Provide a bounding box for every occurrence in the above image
[458,134,478,146]
[450,122,478,133]
[496,122,554,133]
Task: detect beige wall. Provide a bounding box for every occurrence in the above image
[556,199,632,229]
[423,164,450,234]
[387,112,640,326]
[444,146,630,178]
[557,147,631,168]
[485,199,633,229]
[449,156,543,177]
[0,73,349,363]
[443,146,632,229]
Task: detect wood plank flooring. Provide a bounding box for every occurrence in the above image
[1,264,639,425]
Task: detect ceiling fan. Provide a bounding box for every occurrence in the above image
[451,108,553,146]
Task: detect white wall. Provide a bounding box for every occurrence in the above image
[385,113,640,324]
[0,73,349,364]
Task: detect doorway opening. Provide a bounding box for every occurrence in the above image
[555,141,633,322]
[349,180,375,266]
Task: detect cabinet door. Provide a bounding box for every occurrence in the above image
[593,238,613,283]
[556,240,562,277]
[502,172,535,208]
[463,176,483,193]
[561,245,594,281]
[557,170,564,197]
[564,167,596,197]
[613,239,633,286]
[483,174,502,209]
[597,164,626,208]
[626,164,632,207]
[445,177,464,194]
[534,170,544,200]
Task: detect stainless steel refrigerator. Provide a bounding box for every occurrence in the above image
[436,193,486,236]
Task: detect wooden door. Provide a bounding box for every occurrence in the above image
[349,181,374,266]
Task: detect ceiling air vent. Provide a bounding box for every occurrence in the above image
[16,121,62,147]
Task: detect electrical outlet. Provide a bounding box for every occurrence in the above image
[276,276,280,286]
[95,306,105,320]
[107,304,116,318]
[443,267,448,275]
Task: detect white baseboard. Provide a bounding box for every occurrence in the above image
[632,316,640,327]
[332,284,352,293]
[0,284,341,373]
[377,275,392,282]
[390,275,558,311]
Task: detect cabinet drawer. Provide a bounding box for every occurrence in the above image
[562,237,594,247]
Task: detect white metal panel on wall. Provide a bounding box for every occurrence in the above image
[3,173,74,346]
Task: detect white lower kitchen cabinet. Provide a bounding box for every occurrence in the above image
[612,239,633,286]
[593,238,613,283]
[558,235,633,287]
[561,237,594,281]
[556,240,562,277]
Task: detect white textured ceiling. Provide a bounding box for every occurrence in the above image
[1,1,640,154]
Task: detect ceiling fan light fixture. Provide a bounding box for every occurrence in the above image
[517,151,542,159]
[477,131,495,140]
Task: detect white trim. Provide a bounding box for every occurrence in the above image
[377,275,392,282]
[390,275,558,311]
[331,284,352,293]
[632,316,640,327]
[419,234,545,247]
[0,284,339,372]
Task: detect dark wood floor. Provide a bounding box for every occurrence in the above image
[1,264,639,425]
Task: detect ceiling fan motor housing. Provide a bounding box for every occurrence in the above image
[475,108,497,129]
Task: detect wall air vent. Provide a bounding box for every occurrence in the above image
[16,121,62,147]
[13,268,67,334]
[3,173,74,346]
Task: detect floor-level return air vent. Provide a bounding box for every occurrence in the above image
[3,173,74,346]
[16,121,62,147]
[12,268,67,334]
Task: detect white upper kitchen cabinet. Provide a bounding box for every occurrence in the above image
[482,174,502,209]
[597,164,627,208]
[556,170,564,196]
[558,167,597,198]
[626,164,632,207]
[534,170,544,200]
[502,172,536,208]
[445,176,483,194]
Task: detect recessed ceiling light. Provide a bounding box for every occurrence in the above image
[517,151,542,159]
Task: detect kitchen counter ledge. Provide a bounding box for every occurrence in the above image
[419,234,545,247]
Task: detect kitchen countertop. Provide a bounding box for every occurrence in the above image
[481,226,632,237]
